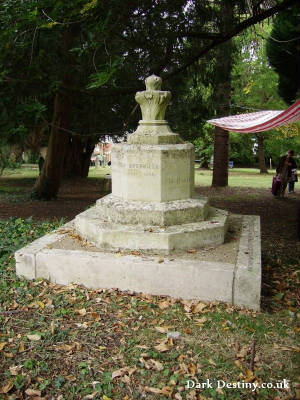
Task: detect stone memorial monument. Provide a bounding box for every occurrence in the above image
[15,75,261,310]
[74,75,228,253]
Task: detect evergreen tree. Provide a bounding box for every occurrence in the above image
[266,3,300,104]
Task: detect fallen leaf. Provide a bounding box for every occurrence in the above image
[65,375,76,382]
[244,368,255,382]
[83,392,98,399]
[274,343,300,352]
[25,388,42,396]
[50,321,55,335]
[55,344,75,352]
[186,249,196,253]
[195,316,207,325]
[154,342,169,352]
[112,367,136,379]
[161,386,173,397]
[237,346,248,359]
[147,359,164,371]
[9,365,21,375]
[112,368,127,379]
[192,302,207,313]
[91,312,101,321]
[18,342,25,352]
[158,300,170,310]
[0,342,7,351]
[10,301,19,310]
[188,362,197,376]
[37,301,45,309]
[182,300,193,313]
[184,327,192,334]
[144,386,163,394]
[131,250,141,256]
[75,308,87,316]
[121,375,130,384]
[155,326,169,333]
[75,322,88,329]
[234,360,243,370]
[0,379,14,394]
[27,334,41,341]
[208,358,217,366]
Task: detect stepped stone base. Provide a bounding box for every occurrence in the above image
[96,194,210,226]
[74,206,228,254]
[15,215,261,311]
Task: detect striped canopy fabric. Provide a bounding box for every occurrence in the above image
[207,100,300,133]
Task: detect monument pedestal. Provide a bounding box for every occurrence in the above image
[75,75,228,253]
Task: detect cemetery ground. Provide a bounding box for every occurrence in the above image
[0,166,299,400]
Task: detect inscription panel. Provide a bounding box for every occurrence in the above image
[112,144,194,202]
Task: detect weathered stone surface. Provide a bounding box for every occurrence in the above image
[15,214,261,310]
[128,126,181,144]
[128,75,181,145]
[112,143,194,202]
[96,194,209,226]
[233,215,261,311]
[35,250,234,302]
[74,206,228,254]
[15,223,73,280]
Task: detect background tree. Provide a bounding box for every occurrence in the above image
[0,0,297,198]
[266,2,300,104]
[231,23,289,173]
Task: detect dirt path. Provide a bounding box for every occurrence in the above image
[0,178,299,312]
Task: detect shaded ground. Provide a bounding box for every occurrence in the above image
[0,176,299,313]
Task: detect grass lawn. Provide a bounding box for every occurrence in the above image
[0,165,299,399]
[0,164,278,188]
[194,168,276,188]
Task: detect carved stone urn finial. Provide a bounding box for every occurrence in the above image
[128,75,181,144]
[135,74,171,122]
[145,75,162,91]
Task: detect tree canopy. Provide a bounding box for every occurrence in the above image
[266,2,300,104]
[0,0,298,197]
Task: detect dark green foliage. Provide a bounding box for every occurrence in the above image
[266,3,300,104]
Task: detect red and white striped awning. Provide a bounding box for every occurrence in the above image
[207,99,300,133]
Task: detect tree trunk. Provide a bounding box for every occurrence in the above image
[31,92,71,199]
[63,136,94,179]
[212,127,229,186]
[256,133,268,173]
[31,28,76,200]
[211,2,234,187]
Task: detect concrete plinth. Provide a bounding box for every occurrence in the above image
[15,215,261,310]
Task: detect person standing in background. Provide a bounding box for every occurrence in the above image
[276,150,297,198]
